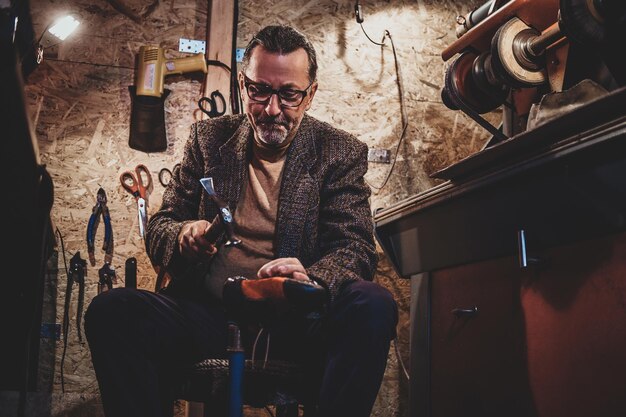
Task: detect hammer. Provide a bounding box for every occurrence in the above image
[199,177,241,247]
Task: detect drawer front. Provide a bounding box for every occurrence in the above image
[431,257,531,417]
[521,231,626,417]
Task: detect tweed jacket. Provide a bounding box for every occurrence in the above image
[145,113,378,300]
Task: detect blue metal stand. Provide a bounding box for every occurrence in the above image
[227,322,244,417]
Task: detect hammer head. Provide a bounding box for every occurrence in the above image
[199,177,241,247]
[199,177,216,197]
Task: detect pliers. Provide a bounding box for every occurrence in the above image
[63,252,87,342]
[98,262,117,294]
[87,187,114,267]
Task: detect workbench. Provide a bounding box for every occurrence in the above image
[374,87,626,417]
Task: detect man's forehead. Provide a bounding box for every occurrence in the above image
[247,46,310,85]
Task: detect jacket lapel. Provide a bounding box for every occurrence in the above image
[205,121,251,211]
[276,116,317,258]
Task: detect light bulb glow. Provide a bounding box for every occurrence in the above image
[48,16,79,41]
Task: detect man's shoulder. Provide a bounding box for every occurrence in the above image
[192,114,247,143]
[302,114,366,151]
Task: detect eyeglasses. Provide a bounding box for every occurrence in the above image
[242,74,314,108]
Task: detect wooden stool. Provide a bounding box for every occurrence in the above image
[173,357,316,417]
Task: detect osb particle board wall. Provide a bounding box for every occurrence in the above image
[23,0,496,415]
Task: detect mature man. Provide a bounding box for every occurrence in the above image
[85,24,397,417]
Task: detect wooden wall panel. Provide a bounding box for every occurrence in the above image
[19,0,493,415]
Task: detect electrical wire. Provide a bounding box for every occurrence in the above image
[361,29,409,192]
[250,326,271,370]
[393,336,410,381]
[360,23,386,46]
[207,59,231,72]
[251,327,264,366]
[42,57,134,69]
[230,0,241,114]
[344,4,409,347]
[56,227,71,393]
[264,332,270,369]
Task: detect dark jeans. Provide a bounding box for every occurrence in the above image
[84,280,398,417]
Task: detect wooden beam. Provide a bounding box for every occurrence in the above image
[203,0,237,119]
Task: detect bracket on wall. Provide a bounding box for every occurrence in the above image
[179,38,206,54]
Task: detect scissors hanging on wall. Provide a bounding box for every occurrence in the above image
[120,164,152,239]
[158,163,181,187]
[198,90,226,118]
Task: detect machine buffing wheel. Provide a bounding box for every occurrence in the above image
[441,51,506,114]
[559,0,625,45]
[491,17,548,88]
[472,51,509,105]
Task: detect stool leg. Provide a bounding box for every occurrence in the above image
[227,322,244,417]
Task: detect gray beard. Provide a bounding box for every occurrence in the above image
[258,124,289,145]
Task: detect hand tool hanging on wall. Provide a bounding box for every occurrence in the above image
[198,90,226,118]
[120,164,153,239]
[60,251,86,392]
[125,257,137,288]
[128,45,208,152]
[98,263,117,294]
[62,251,87,343]
[158,163,181,187]
[87,187,113,267]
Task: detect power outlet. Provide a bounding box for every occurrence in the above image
[368,148,391,164]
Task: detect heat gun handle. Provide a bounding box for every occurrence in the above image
[164,54,208,76]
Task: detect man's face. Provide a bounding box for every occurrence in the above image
[239,46,317,147]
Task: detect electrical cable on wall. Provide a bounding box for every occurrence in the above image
[207,59,231,72]
[394,336,410,381]
[56,227,71,393]
[230,0,241,114]
[355,2,409,193]
[354,2,411,377]
[42,57,135,69]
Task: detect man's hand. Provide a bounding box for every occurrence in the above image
[177,220,218,261]
[257,257,309,282]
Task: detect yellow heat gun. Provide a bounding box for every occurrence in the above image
[129,45,207,152]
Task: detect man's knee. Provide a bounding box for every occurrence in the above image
[341,280,397,311]
[335,280,398,335]
[84,288,136,339]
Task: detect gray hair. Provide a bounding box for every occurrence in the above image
[242,25,318,82]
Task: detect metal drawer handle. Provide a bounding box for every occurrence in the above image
[517,229,544,269]
[452,306,478,318]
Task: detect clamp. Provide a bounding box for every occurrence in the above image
[63,251,87,343]
[98,262,117,294]
[87,187,114,267]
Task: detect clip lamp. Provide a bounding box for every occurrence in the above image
[47,15,80,41]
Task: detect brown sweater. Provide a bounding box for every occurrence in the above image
[205,145,286,298]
